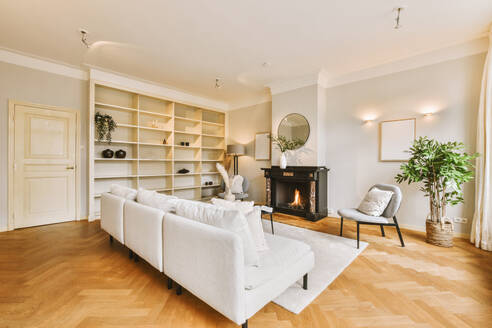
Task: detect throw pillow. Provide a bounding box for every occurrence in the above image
[229,175,244,194]
[137,188,178,213]
[358,187,393,217]
[175,199,260,266]
[211,198,268,251]
[110,184,137,200]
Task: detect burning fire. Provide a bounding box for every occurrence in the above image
[289,189,304,209]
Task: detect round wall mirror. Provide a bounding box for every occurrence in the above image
[277,113,310,149]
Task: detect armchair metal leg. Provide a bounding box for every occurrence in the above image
[357,222,360,249]
[340,217,344,236]
[167,278,173,290]
[109,235,113,244]
[303,273,308,290]
[176,284,182,295]
[270,214,274,234]
[393,216,405,247]
[129,249,133,259]
[380,225,385,237]
[242,320,248,328]
[134,254,139,262]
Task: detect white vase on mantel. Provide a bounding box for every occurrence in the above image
[280,152,287,169]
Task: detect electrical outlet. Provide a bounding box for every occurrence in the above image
[453,217,468,224]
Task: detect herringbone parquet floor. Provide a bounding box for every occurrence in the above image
[0,215,490,328]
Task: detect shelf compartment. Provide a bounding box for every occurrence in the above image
[139,95,173,116]
[175,116,201,123]
[95,102,138,113]
[175,103,201,121]
[140,144,172,160]
[95,85,138,110]
[174,185,201,190]
[139,160,172,176]
[139,128,172,145]
[202,123,224,137]
[201,133,224,138]
[139,175,172,190]
[202,110,225,125]
[94,175,138,179]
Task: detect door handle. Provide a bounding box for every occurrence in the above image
[66,166,75,170]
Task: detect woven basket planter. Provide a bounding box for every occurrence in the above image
[426,220,453,247]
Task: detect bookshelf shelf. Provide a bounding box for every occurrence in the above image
[89,82,226,218]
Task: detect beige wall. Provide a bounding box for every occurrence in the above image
[272,85,321,166]
[0,62,88,230]
[227,102,272,203]
[324,53,485,234]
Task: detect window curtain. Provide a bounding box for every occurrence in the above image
[471,26,492,251]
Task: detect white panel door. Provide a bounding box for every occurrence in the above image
[14,104,77,228]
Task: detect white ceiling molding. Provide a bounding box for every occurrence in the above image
[319,36,489,89]
[266,74,319,95]
[90,68,229,111]
[0,47,88,80]
[228,94,272,111]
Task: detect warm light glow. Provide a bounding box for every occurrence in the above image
[289,189,303,209]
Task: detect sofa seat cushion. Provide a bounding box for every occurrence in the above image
[338,208,389,224]
[244,233,311,290]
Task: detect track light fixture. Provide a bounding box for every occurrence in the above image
[393,6,406,30]
[79,28,91,48]
[215,78,222,89]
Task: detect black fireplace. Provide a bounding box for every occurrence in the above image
[261,166,328,221]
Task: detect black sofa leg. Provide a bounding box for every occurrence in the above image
[242,320,248,328]
[357,222,360,249]
[340,217,343,236]
[303,273,308,290]
[109,235,113,244]
[394,216,405,247]
[176,284,182,295]
[380,225,385,237]
[129,249,133,259]
[270,214,274,235]
[167,278,173,290]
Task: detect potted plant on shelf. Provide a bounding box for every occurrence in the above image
[95,112,117,143]
[395,136,477,247]
[271,135,305,169]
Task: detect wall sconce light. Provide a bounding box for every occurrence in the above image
[363,119,374,125]
[423,112,433,118]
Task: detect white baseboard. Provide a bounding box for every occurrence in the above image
[0,226,7,232]
[399,223,470,239]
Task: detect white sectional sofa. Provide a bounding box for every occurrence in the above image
[100,188,314,328]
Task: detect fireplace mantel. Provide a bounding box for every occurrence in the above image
[261,166,328,221]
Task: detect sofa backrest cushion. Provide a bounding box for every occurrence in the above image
[211,198,268,252]
[110,184,137,200]
[175,199,260,267]
[136,188,178,213]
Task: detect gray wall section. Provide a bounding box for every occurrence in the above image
[323,53,485,234]
[0,62,88,230]
[227,101,272,203]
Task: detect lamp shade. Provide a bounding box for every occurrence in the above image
[227,144,245,156]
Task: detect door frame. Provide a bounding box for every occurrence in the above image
[8,100,81,231]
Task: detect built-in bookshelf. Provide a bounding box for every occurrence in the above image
[89,82,226,218]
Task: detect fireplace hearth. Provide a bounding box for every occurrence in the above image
[262,166,328,221]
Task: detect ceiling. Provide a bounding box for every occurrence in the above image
[1,0,491,108]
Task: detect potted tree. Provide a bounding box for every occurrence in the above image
[271,135,305,169]
[395,137,477,247]
[95,112,117,143]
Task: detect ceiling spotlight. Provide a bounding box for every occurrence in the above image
[214,78,222,89]
[79,28,91,48]
[393,6,406,30]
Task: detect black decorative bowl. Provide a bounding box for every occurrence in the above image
[115,149,126,159]
[102,149,114,158]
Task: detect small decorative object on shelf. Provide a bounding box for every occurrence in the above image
[395,137,478,247]
[115,149,126,159]
[185,142,190,146]
[177,168,190,174]
[162,138,167,144]
[102,149,114,158]
[95,112,117,143]
[180,142,185,146]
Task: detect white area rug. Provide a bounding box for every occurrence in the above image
[261,219,368,314]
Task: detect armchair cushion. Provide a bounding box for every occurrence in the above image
[357,187,393,216]
[338,208,389,224]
